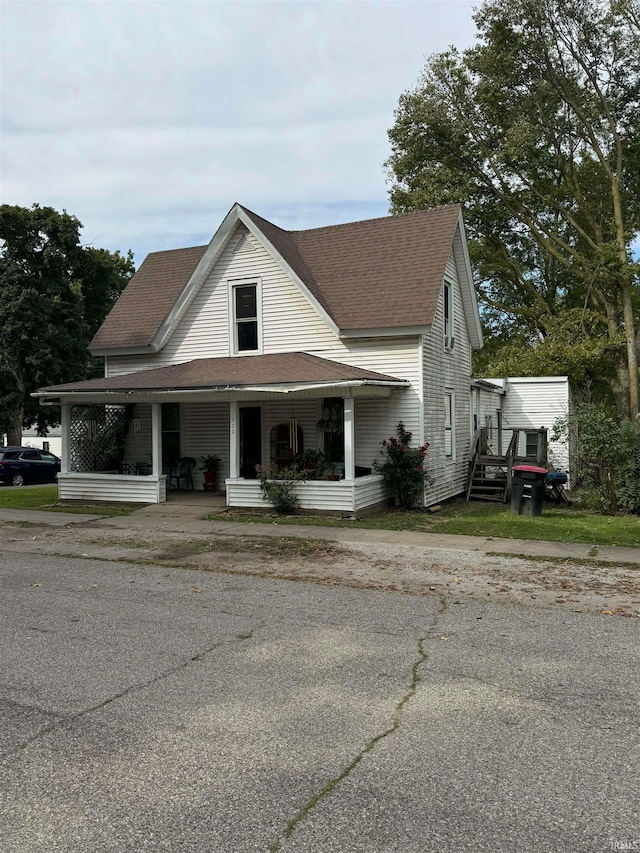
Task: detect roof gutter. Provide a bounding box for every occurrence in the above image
[33,378,410,402]
[471,378,505,394]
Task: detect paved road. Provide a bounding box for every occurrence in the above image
[1,552,638,852]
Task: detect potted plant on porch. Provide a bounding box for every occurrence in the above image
[299,448,327,480]
[200,454,221,490]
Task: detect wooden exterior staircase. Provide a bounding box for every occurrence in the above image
[465,427,547,503]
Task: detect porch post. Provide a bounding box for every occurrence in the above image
[151,403,162,477]
[344,396,355,480]
[60,404,71,475]
[230,401,239,478]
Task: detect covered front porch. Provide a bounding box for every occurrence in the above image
[34,353,410,513]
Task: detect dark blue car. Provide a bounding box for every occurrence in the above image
[0,447,61,486]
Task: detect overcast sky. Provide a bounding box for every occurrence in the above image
[2,1,477,263]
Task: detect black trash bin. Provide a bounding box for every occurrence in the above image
[511,465,548,516]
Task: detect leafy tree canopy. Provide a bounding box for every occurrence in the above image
[387,0,640,419]
[0,204,134,443]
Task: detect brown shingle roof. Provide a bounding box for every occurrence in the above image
[242,204,461,330]
[90,245,208,350]
[39,353,406,394]
[91,204,461,351]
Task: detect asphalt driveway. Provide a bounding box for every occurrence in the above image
[1,552,638,852]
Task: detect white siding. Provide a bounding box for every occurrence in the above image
[226,474,387,513]
[103,221,442,508]
[474,386,504,455]
[58,473,166,503]
[124,404,152,466]
[109,225,423,482]
[106,224,422,467]
[320,339,423,471]
[423,253,473,505]
[261,399,319,466]
[181,402,230,489]
[107,224,338,377]
[121,402,230,489]
[21,434,62,457]
[119,394,415,490]
[496,377,571,473]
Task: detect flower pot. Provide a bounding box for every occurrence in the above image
[203,470,217,491]
[327,474,340,481]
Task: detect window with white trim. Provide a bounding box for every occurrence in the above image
[525,430,540,458]
[443,280,454,350]
[445,391,455,459]
[232,282,260,353]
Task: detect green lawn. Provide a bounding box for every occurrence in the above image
[213,499,640,549]
[0,485,137,516]
[4,486,638,549]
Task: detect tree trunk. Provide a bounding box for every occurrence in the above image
[620,278,639,425]
[611,169,639,425]
[5,405,23,446]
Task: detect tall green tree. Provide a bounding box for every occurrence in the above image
[387,0,640,419]
[0,204,134,444]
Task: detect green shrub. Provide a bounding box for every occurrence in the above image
[554,406,640,513]
[373,422,430,508]
[257,464,308,514]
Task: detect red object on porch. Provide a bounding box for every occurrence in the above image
[203,471,217,491]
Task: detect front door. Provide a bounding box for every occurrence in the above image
[240,407,262,478]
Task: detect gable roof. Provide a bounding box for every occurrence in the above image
[240,204,462,331]
[91,245,207,352]
[36,352,408,397]
[90,203,474,354]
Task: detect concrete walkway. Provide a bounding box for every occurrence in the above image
[2,498,640,565]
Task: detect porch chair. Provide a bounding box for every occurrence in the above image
[167,457,196,491]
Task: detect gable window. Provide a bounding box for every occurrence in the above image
[233,282,260,353]
[443,280,454,350]
[445,391,455,459]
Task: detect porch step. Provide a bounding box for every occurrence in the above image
[467,474,508,503]
[468,493,505,502]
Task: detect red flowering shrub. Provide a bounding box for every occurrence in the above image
[374,422,430,508]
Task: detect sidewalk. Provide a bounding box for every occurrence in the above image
[2,502,640,565]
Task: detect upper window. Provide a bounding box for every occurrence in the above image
[443,280,454,350]
[234,283,259,352]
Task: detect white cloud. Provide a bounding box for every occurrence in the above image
[1,0,477,261]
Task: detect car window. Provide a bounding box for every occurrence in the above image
[40,451,58,462]
[0,451,20,459]
[20,450,40,460]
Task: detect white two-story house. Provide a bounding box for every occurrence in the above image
[35,202,484,511]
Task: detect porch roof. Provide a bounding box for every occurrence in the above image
[35,352,409,401]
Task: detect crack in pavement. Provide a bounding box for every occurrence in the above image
[1,626,262,761]
[0,694,63,720]
[268,595,448,853]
